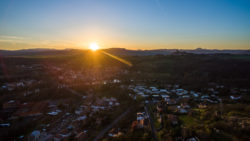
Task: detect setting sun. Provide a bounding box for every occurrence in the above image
[89,43,99,51]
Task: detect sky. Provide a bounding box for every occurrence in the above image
[0,0,249,50]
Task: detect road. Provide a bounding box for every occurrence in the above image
[145,103,158,141]
[93,108,131,141]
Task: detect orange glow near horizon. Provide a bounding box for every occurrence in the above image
[89,43,99,51]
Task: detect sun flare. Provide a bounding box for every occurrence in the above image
[89,43,99,51]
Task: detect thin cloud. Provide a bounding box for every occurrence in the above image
[0,35,24,39]
[0,35,27,43]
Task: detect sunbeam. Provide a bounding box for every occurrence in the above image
[101,51,133,67]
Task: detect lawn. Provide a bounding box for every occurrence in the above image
[179,115,198,127]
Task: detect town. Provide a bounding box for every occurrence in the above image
[0,49,250,141]
[1,0,250,140]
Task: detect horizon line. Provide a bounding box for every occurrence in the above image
[0,47,250,51]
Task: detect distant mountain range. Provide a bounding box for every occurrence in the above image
[103,48,250,56]
[0,48,77,56]
[0,48,250,56]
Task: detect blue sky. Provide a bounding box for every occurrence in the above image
[0,0,249,50]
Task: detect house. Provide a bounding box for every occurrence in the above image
[176,89,188,95]
[47,110,61,116]
[19,135,24,140]
[152,95,160,98]
[137,112,145,121]
[152,91,160,94]
[138,118,148,128]
[137,92,145,96]
[208,88,215,92]
[67,125,74,131]
[161,94,170,100]
[166,99,177,105]
[17,82,25,87]
[149,86,157,90]
[185,137,200,141]
[201,95,210,99]
[230,95,241,100]
[178,108,188,114]
[151,87,159,93]
[182,95,190,98]
[181,103,190,109]
[75,107,84,115]
[1,85,7,89]
[198,103,207,109]
[28,130,40,141]
[137,112,148,128]
[109,101,113,106]
[144,89,152,94]
[135,85,145,90]
[159,89,169,93]
[205,99,217,103]
[190,91,199,97]
[0,123,10,127]
[108,128,124,137]
[113,79,120,83]
[216,85,224,89]
[77,115,87,121]
[91,106,105,111]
